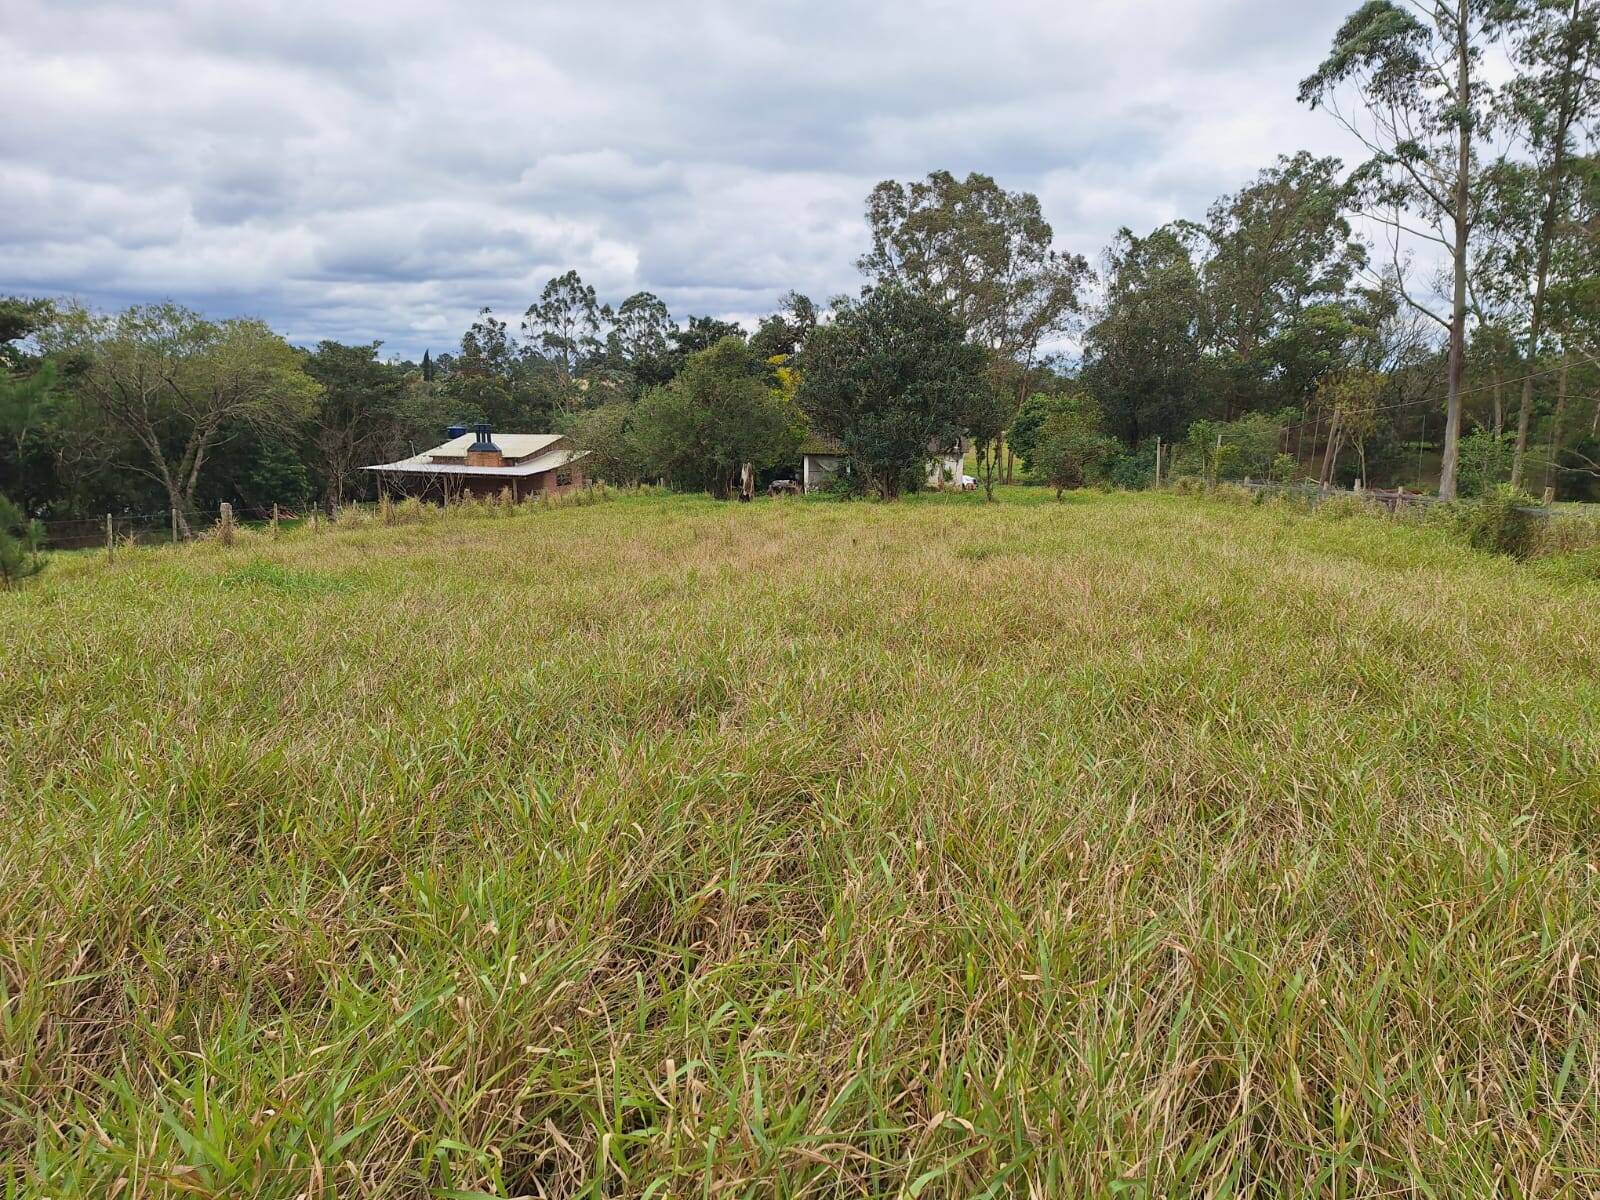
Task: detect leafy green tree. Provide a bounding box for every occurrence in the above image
[0,493,46,590]
[1083,225,1206,445]
[748,292,818,362]
[566,402,648,486]
[1301,0,1501,500]
[671,315,746,361]
[301,341,408,506]
[1010,392,1102,476]
[40,303,321,536]
[797,287,989,499]
[859,170,1092,476]
[1200,153,1367,417]
[0,297,60,512]
[1032,400,1117,498]
[603,292,678,392]
[633,338,804,498]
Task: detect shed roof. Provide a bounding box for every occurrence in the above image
[365,444,587,477]
[798,434,845,456]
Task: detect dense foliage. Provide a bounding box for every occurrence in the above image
[797,288,990,499]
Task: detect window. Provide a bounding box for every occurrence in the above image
[555,468,573,487]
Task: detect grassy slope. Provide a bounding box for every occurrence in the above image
[2,489,1599,1198]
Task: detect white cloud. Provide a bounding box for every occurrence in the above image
[0,0,1367,358]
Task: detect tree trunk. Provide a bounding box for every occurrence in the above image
[1543,352,1570,496]
[1319,410,1343,487]
[1437,0,1470,503]
[166,481,193,539]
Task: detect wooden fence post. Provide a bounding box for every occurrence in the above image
[171,507,179,543]
[1542,486,1555,507]
[219,502,234,547]
[105,514,114,564]
[1154,436,1162,488]
[271,502,280,537]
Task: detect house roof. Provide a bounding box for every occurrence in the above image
[418,432,566,463]
[798,434,845,456]
[365,435,587,477]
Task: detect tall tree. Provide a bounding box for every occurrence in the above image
[1490,0,1600,486]
[671,315,746,361]
[858,171,1091,480]
[797,287,990,499]
[301,341,408,506]
[1301,0,1500,500]
[1200,152,1368,417]
[749,292,818,361]
[522,270,602,384]
[1083,225,1207,445]
[40,304,320,535]
[603,291,677,391]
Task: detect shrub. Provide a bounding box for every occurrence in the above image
[0,494,46,590]
[1106,445,1157,491]
[1212,483,1257,507]
[1455,484,1540,559]
[1457,430,1514,499]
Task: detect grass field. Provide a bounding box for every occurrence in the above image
[3,488,1599,1198]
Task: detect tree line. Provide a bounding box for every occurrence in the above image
[3,0,1598,534]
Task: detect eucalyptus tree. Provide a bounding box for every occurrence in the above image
[1301,0,1503,500]
[602,291,677,391]
[1488,0,1600,485]
[522,270,603,384]
[1200,152,1368,417]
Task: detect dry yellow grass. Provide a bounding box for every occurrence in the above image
[1,487,1598,1197]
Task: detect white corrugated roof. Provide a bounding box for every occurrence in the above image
[364,445,588,477]
[415,432,565,463]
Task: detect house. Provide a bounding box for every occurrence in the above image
[798,434,848,493]
[797,434,968,494]
[364,424,589,501]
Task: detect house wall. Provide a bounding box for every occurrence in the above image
[928,454,964,487]
[803,454,843,492]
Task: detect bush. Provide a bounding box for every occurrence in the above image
[0,494,47,590]
[1457,430,1514,499]
[1106,445,1157,491]
[1455,484,1540,559]
[1212,483,1257,507]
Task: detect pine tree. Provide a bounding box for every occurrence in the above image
[0,494,46,590]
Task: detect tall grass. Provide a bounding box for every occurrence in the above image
[2,489,1598,1197]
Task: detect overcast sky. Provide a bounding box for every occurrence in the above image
[1,0,1363,361]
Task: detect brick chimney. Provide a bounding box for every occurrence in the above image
[465,422,503,467]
